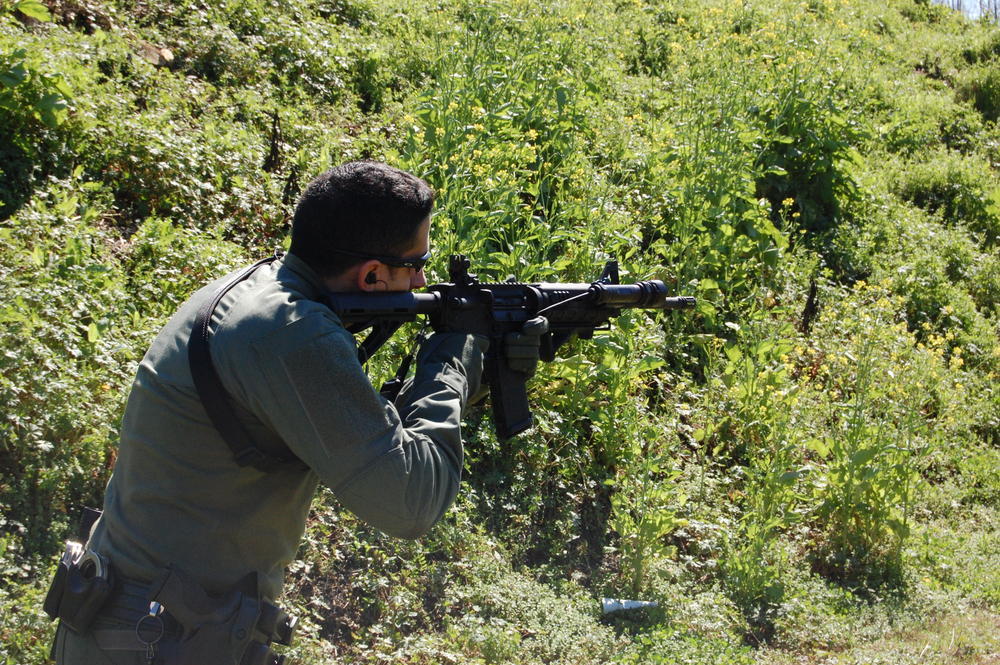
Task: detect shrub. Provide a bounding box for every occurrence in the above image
[882,91,985,155]
[754,87,864,236]
[0,20,78,219]
[957,62,1000,123]
[0,178,131,563]
[892,150,1000,246]
[898,0,951,24]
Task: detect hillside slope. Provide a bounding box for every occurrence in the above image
[1,0,998,662]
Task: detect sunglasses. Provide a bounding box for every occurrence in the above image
[332,248,432,271]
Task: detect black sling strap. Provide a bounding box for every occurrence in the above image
[188,252,306,472]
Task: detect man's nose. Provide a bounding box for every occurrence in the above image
[411,269,427,289]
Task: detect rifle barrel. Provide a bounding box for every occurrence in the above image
[590,281,695,309]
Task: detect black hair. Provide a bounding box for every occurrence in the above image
[289,161,434,277]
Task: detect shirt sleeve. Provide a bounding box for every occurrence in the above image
[242,311,487,539]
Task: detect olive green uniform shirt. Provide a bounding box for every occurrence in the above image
[87,253,485,601]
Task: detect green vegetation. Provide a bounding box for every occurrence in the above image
[2,0,999,662]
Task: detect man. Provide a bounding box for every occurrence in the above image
[47,161,516,664]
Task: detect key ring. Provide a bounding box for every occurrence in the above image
[136,602,165,664]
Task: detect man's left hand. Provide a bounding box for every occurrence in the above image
[504,316,549,377]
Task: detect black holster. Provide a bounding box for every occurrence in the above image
[149,566,295,665]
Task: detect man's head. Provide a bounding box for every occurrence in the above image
[290,161,434,292]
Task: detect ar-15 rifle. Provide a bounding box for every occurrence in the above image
[325,255,696,440]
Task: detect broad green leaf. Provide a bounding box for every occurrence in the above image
[805,438,830,457]
[777,470,801,486]
[699,278,719,291]
[850,447,878,467]
[634,355,666,373]
[887,518,910,540]
[0,64,28,88]
[15,0,51,21]
[36,93,67,113]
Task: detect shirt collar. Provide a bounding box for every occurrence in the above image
[280,252,328,299]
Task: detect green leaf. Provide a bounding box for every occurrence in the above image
[777,470,801,486]
[805,438,830,457]
[36,92,67,113]
[887,518,910,540]
[15,0,52,21]
[0,63,28,88]
[850,447,878,468]
[634,355,666,373]
[761,246,781,268]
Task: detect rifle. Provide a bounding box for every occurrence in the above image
[325,255,696,440]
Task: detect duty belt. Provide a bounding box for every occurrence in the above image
[92,571,296,665]
[91,578,182,651]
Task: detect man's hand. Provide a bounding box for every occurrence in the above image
[504,316,549,377]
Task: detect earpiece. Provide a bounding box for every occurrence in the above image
[365,271,378,285]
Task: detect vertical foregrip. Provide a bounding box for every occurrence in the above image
[485,354,534,441]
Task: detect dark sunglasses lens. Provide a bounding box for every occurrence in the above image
[406,252,431,270]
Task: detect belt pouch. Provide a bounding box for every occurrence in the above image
[43,544,115,633]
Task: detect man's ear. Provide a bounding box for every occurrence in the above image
[356,259,382,291]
